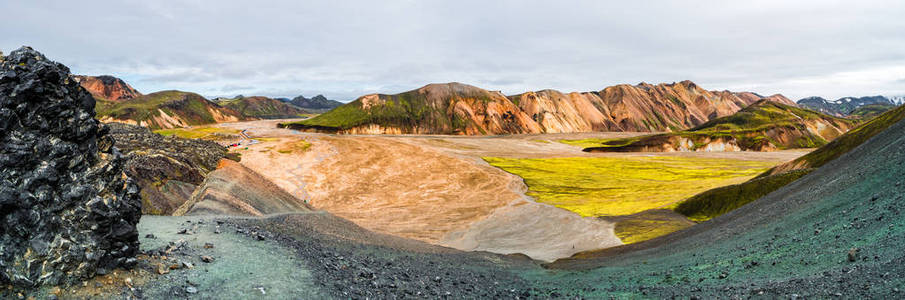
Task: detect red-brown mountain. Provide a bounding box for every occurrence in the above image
[73,75,142,101]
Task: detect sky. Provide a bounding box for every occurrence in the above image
[1,0,904,101]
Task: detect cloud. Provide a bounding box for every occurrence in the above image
[1,0,904,100]
[220,84,254,93]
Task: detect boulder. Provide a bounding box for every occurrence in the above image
[0,47,142,289]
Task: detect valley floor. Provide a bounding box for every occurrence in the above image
[209,119,806,261]
[44,118,905,299]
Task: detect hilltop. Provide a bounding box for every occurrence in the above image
[73,75,142,101]
[289,94,344,111]
[281,81,795,134]
[216,95,311,119]
[582,100,855,152]
[95,90,248,129]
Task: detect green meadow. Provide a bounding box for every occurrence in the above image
[483,156,774,218]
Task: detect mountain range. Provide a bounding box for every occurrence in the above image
[282,81,796,135]
[77,75,312,129]
[288,94,344,111]
[796,95,900,117]
[583,100,856,152]
[214,95,310,119]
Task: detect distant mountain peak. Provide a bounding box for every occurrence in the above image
[73,74,142,101]
[797,95,896,117]
[290,94,343,110]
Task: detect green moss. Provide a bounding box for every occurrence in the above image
[576,101,855,151]
[154,127,240,140]
[761,104,905,177]
[674,169,813,221]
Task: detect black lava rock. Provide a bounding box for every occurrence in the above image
[0,47,142,289]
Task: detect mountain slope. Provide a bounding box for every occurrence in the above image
[583,100,856,152]
[281,82,543,134]
[673,103,905,221]
[73,75,142,101]
[542,113,905,297]
[797,95,897,117]
[217,96,311,119]
[282,81,793,135]
[96,90,249,129]
[290,94,344,110]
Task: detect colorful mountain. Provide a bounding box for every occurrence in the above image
[96,90,248,129]
[216,95,311,119]
[73,75,142,101]
[583,100,856,152]
[281,81,794,134]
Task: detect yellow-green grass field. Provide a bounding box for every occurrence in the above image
[557,138,613,148]
[484,156,777,243]
[154,127,241,140]
[482,156,775,218]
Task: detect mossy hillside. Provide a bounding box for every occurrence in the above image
[669,104,905,225]
[284,84,507,133]
[573,101,854,151]
[848,103,896,119]
[675,168,813,221]
[483,156,775,217]
[605,209,695,244]
[218,96,309,119]
[97,90,232,129]
[762,103,905,177]
[285,93,446,131]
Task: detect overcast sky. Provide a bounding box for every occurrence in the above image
[2,0,903,101]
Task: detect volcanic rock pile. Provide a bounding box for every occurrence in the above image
[0,47,142,288]
[107,122,227,215]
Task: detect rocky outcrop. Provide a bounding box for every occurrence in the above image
[106,123,227,215]
[175,160,312,216]
[73,75,142,101]
[0,47,141,288]
[286,81,796,135]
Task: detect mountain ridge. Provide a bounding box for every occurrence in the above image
[282,81,797,135]
[796,95,897,117]
[583,100,856,152]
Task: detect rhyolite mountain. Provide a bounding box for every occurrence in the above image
[216,95,311,119]
[282,81,796,135]
[73,75,142,101]
[797,95,898,117]
[289,94,344,110]
[0,47,141,288]
[95,90,251,129]
[584,100,856,152]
